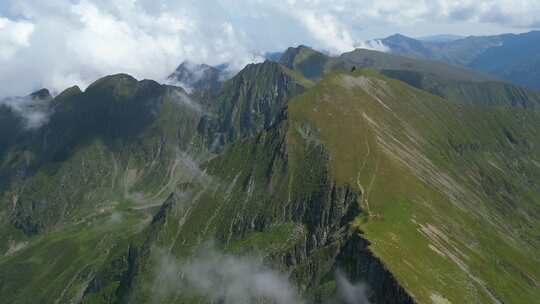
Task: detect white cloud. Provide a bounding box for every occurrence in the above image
[0,0,263,97]
[152,246,303,304]
[0,95,51,129]
[0,17,34,60]
[293,10,356,53]
[151,245,373,304]
[336,269,372,304]
[0,0,539,97]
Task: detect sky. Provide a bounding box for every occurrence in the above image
[1,0,540,97]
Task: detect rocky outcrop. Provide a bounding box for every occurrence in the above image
[198,60,306,151]
[335,234,414,304]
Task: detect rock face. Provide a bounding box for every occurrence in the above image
[336,234,414,304]
[198,60,307,150]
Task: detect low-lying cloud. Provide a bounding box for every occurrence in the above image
[152,245,372,304]
[152,246,303,304]
[0,17,34,60]
[336,270,372,304]
[0,95,51,129]
[167,87,204,112]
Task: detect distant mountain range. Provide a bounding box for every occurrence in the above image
[416,34,465,43]
[376,31,540,89]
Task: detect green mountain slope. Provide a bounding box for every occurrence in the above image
[280,46,540,108]
[339,49,540,108]
[279,44,540,108]
[279,46,345,81]
[380,69,540,108]
[340,48,494,83]
[287,69,540,303]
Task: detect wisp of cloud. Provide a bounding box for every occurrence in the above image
[0,94,51,129]
[151,244,374,304]
[152,245,303,304]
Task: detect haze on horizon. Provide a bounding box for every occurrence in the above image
[1,0,539,97]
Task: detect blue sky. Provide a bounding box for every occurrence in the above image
[1,0,539,97]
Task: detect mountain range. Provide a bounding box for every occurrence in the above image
[376,31,540,90]
[0,37,539,304]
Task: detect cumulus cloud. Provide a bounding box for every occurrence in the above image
[0,0,263,98]
[1,0,539,97]
[290,10,356,53]
[0,17,34,60]
[323,0,540,28]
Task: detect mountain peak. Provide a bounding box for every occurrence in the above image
[279,45,326,69]
[168,61,223,93]
[29,88,52,101]
[88,73,138,88]
[386,33,413,41]
[85,73,140,99]
[240,59,281,72]
[279,46,345,81]
[56,85,82,99]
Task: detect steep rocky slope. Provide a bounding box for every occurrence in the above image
[198,60,311,149]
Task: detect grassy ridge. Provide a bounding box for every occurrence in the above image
[287,69,540,303]
[280,46,540,108]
